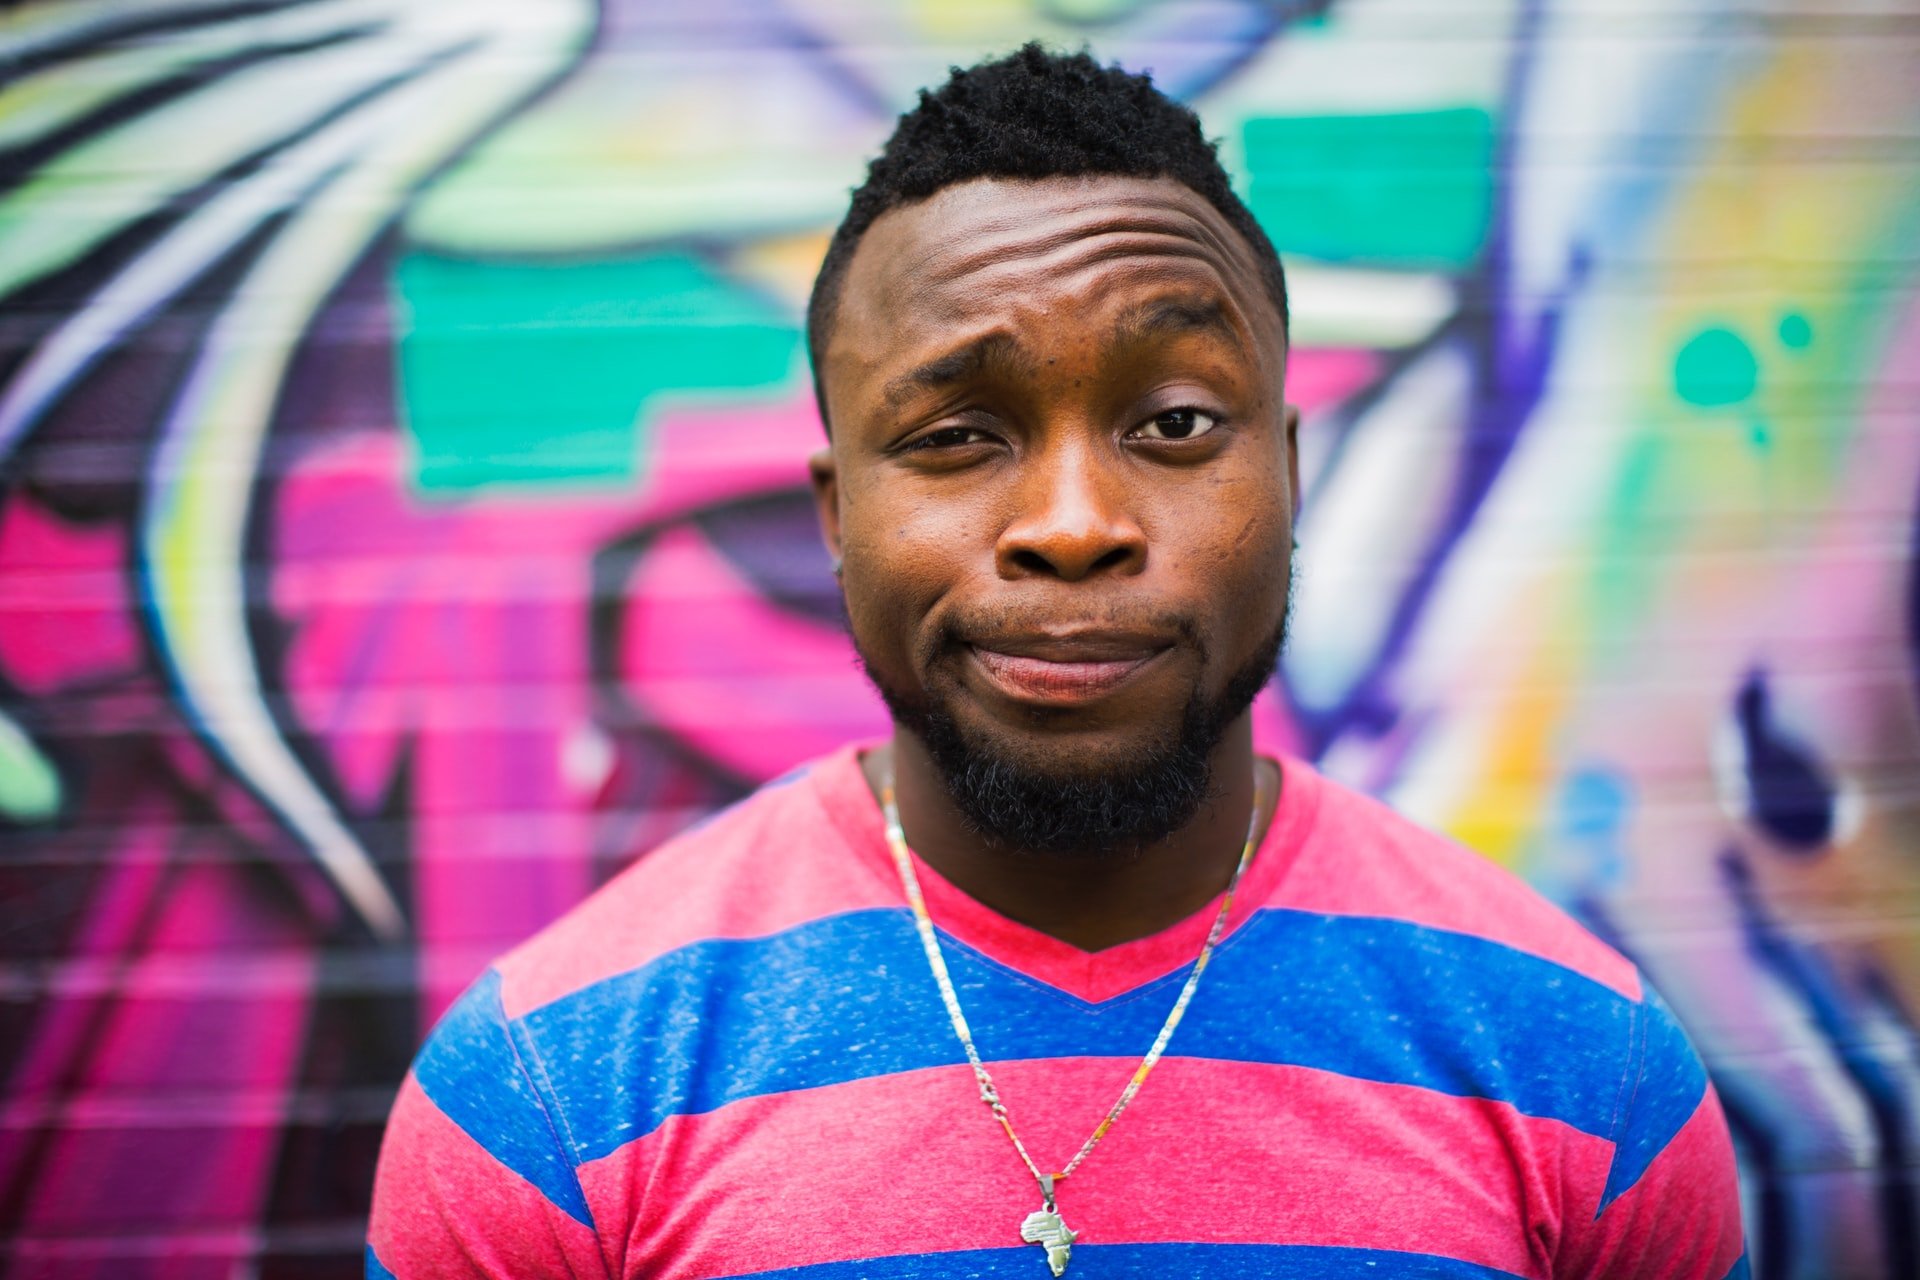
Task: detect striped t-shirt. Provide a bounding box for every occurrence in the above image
[368,746,1746,1279]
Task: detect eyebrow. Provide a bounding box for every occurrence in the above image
[1110,296,1243,351]
[879,295,1245,411]
[881,332,1034,410]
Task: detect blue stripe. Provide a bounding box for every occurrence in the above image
[517,907,1653,1162]
[413,969,594,1227]
[364,1245,396,1280]
[1599,982,1711,1210]
[723,1242,1526,1278]
[764,762,815,789]
[1719,1253,1751,1280]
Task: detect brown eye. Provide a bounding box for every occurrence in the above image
[913,426,991,449]
[1134,408,1220,441]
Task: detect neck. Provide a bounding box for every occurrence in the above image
[863,719,1275,951]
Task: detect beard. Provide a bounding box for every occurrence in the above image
[858,587,1291,858]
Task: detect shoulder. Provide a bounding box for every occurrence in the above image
[1274,763,1642,1000]
[1261,766,1742,1263]
[493,746,897,1019]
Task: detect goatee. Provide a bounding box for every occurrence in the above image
[861,608,1289,857]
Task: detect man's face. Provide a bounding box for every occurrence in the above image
[812,175,1298,822]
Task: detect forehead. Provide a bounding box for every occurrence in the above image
[825,175,1281,399]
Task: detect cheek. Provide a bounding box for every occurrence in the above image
[1231,502,1294,574]
[834,487,969,663]
[836,537,903,658]
[1162,441,1285,537]
[1167,476,1292,621]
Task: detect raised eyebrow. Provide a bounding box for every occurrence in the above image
[881,332,1033,410]
[1109,296,1243,351]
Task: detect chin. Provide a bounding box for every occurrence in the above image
[953,713,1191,777]
[879,675,1234,855]
[856,608,1284,853]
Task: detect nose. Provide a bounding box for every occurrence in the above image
[995,439,1147,581]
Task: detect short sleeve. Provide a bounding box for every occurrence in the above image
[1558,982,1747,1278]
[367,969,611,1280]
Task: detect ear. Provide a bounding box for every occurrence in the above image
[1281,402,1302,527]
[808,445,843,567]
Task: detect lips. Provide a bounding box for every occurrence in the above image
[965,632,1172,705]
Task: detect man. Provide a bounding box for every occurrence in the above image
[368,45,1745,1279]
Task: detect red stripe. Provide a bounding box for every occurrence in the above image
[369,1075,606,1280]
[579,1056,1614,1280]
[504,749,1636,1027]
[1274,774,1642,1000]
[812,744,1639,1005]
[806,740,1332,1003]
[497,751,898,1018]
[1565,1086,1745,1278]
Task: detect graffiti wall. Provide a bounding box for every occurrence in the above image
[1,0,1915,1275]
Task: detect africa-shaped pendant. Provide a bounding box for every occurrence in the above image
[1019,1204,1076,1276]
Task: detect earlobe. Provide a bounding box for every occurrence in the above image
[808,446,844,565]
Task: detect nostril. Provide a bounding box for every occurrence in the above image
[1003,541,1139,578]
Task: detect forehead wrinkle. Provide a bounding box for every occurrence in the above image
[877,182,1224,271]
[909,234,1245,332]
[899,219,1270,352]
[836,180,1284,425]
[909,214,1238,296]
[875,268,1258,415]
[970,250,1264,368]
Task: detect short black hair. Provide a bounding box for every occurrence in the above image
[806,42,1288,432]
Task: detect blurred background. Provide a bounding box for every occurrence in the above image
[0,0,1915,1275]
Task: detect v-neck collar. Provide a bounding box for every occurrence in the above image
[808,742,1325,1004]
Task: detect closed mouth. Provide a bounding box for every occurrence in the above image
[965,633,1173,704]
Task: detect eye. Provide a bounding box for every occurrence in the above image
[1133,408,1221,441]
[909,425,994,450]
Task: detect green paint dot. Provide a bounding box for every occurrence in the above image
[1675,327,1759,408]
[0,713,61,823]
[1779,312,1813,349]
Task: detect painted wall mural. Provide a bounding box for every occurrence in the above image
[1,0,1915,1275]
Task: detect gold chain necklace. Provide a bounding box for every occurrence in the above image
[880,768,1266,1276]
